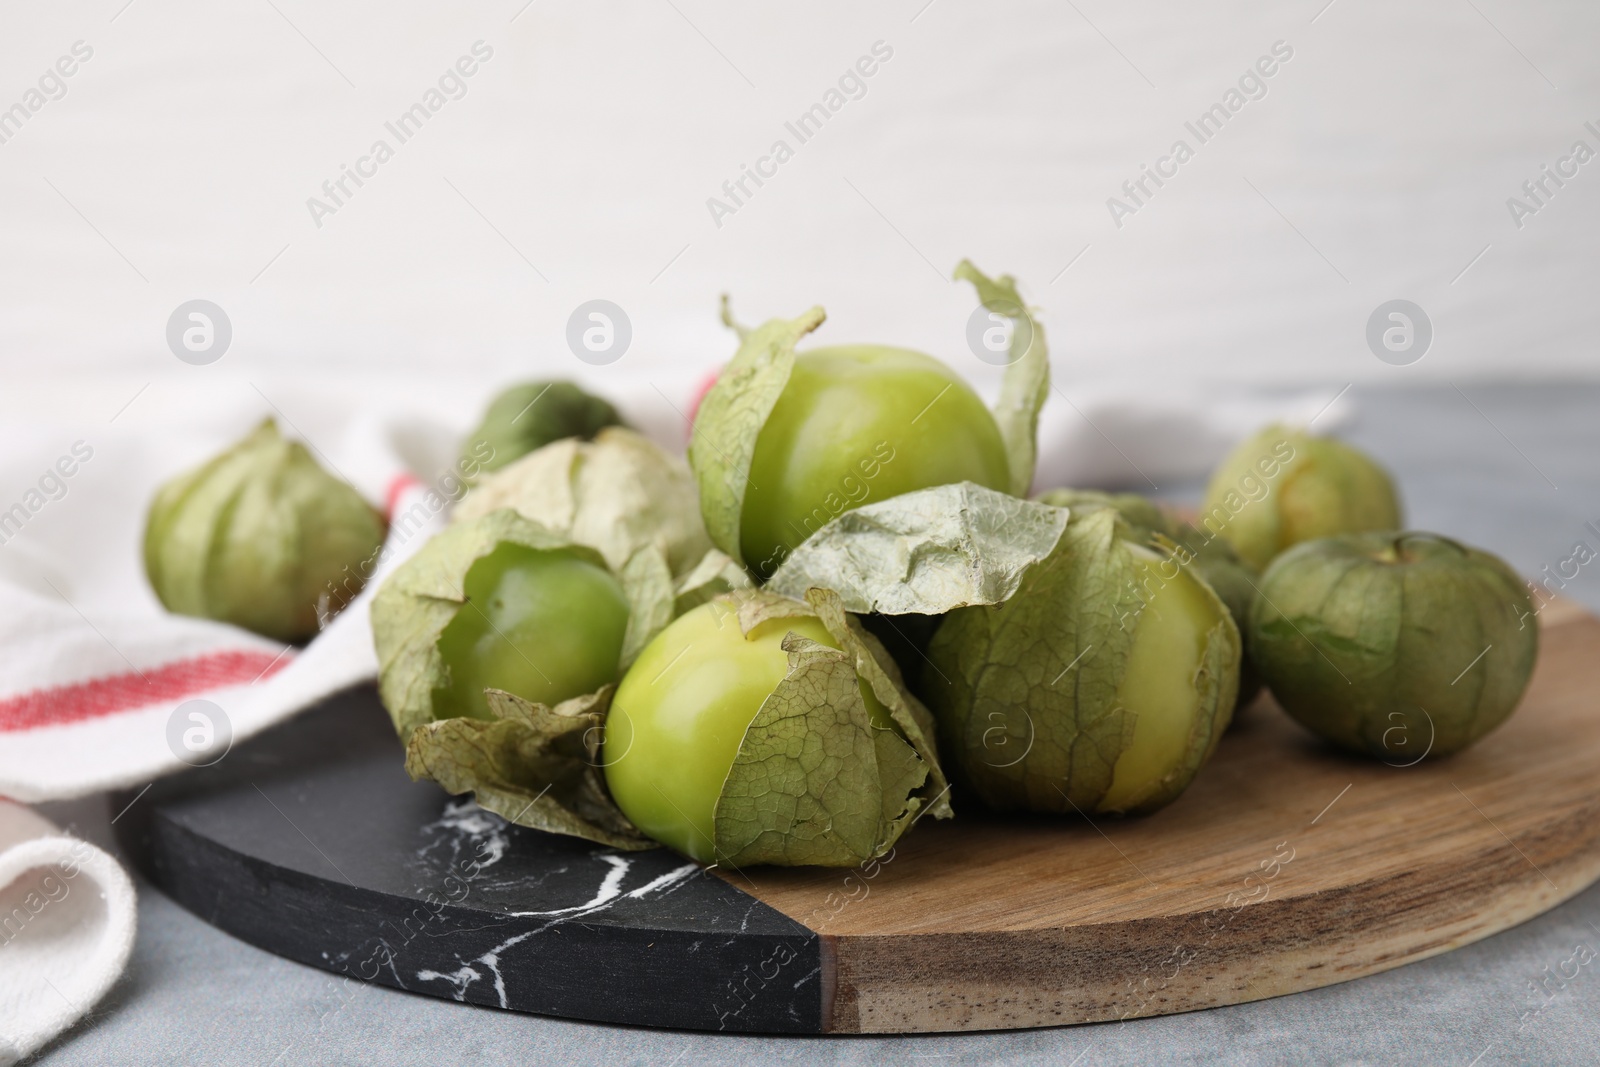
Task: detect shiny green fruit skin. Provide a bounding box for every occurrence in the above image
[740,346,1010,578]
[144,419,387,643]
[434,543,630,721]
[1249,532,1537,758]
[604,602,892,862]
[1202,426,1401,571]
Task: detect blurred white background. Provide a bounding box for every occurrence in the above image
[0,0,1596,432]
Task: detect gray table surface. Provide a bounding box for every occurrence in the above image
[32,383,1600,1067]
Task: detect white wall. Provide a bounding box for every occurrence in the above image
[0,0,1595,410]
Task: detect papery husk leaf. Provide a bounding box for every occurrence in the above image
[687,307,827,566]
[955,260,1049,498]
[766,482,1067,615]
[404,685,653,851]
[455,427,711,577]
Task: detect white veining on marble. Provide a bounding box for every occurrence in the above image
[414,964,482,1001]
[413,855,704,1007]
[416,799,510,872]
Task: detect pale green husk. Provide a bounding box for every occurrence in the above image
[688,307,826,565]
[766,482,1068,615]
[1037,485,1263,710]
[955,260,1050,498]
[405,686,655,851]
[923,508,1238,815]
[455,427,713,578]
[143,418,387,642]
[711,587,949,866]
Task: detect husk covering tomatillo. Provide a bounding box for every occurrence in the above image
[1035,487,1264,711]
[1248,531,1538,759]
[455,426,715,580]
[144,418,387,642]
[608,588,951,867]
[923,508,1241,815]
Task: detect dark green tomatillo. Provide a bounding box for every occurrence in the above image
[461,380,624,480]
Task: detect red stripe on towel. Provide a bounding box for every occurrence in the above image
[0,648,293,733]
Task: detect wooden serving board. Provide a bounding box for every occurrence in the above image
[117,600,1600,1034]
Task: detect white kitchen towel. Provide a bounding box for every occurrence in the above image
[0,402,454,804]
[0,801,135,1067]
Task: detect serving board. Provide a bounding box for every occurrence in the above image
[116,599,1600,1034]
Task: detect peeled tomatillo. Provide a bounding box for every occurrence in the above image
[740,346,1011,578]
[433,542,630,720]
[603,601,895,863]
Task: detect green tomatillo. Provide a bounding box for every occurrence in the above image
[924,507,1241,815]
[738,346,1010,579]
[690,261,1050,580]
[1202,425,1402,571]
[371,509,651,739]
[459,380,624,481]
[1248,531,1538,760]
[431,543,630,721]
[144,418,387,642]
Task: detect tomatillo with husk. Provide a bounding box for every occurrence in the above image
[690,261,1050,580]
[604,598,898,863]
[1201,425,1402,571]
[1248,531,1538,760]
[603,588,950,867]
[1035,487,1263,712]
[144,418,387,642]
[924,507,1240,815]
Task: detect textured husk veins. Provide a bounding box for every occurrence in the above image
[405,686,654,850]
[688,307,827,567]
[1248,531,1538,758]
[370,508,667,740]
[713,636,916,867]
[454,427,711,578]
[955,260,1050,498]
[924,508,1236,815]
[1041,487,1262,712]
[765,482,1068,616]
[706,588,947,865]
[803,587,952,821]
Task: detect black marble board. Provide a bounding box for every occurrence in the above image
[113,686,824,1034]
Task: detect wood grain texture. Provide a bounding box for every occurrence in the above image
[727,598,1600,1033]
